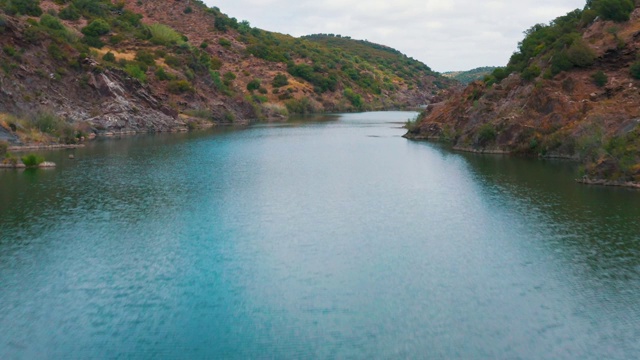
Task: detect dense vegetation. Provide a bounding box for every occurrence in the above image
[483,0,636,85]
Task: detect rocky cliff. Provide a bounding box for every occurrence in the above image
[407,3,640,184]
[0,0,453,145]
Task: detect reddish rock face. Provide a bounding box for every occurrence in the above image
[407,8,640,182]
[0,0,452,140]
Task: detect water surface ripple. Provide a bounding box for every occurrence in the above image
[1,112,640,359]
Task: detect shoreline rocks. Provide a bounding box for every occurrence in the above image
[576,177,640,189]
[7,144,85,152]
[0,161,56,169]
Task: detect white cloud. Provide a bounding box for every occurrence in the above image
[204,0,586,72]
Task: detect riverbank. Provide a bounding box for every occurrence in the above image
[7,144,85,152]
[0,161,56,169]
[577,177,640,189]
[404,134,640,189]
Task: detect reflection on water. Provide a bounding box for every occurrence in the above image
[1,112,639,358]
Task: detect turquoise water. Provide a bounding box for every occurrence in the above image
[1,112,640,359]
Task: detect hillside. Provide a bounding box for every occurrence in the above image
[442,66,498,84]
[406,1,640,185]
[0,0,452,147]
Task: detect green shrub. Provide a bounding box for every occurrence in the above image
[134,50,155,66]
[184,108,211,119]
[219,38,231,47]
[183,6,192,14]
[285,97,315,114]
[167,79,193,94]
[6,0,42,16]
[592,71,608,87]
[247,79,261,91]
[82,36,104,48]
[31,111,63,133]
[21,153,44,167]
[147,23,183,46]
[567,39,595,67]
[252,94,268,103]
[102,51,115,62]
[81,19,110,37]
[630,61,640,79]
[272,73,289,88]
[155,67,175,80]
[40,14,64,30]
[477,124,497,146]
[591,0,635,22]
[199,41,208,49]
[47,43,64,61]
[343,88,363,109]
[124,64,146,82]
[210,56,222,70]
[164,55,182,68]
[223,71,236,85]
[223,111,235,123]
[3,45,17,57]
[209,70,231,95]
[521,65,541,81]
[58,5,80,20]
[0,141,8,157]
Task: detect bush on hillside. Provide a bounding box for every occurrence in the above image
[590,0,635,22]
[477,124,497,146]
[566,39,595,68]
[147,23,183,46]
[343,88,363,109]
[0,141,8,157]
[81,19,110,37]
[167,80,194,94]
[40,14,64,30]
[5,0,42,16]
[124,64,146,82]
[630,61,640,79]
[521,65,541,81]
[272,73,289,88]
[592,71,608,87]
[31,111,63,133]
[247,79,261,91]
[102,51,115,62]
[134,50,155,66]
[58,5,81,20]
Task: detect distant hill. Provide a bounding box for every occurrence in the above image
[442,67,498,84]
[0,0,452,144]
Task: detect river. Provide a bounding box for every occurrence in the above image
[1,111,639,359]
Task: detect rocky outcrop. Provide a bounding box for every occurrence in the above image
[407,8,640,184]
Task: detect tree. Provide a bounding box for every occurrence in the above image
[6,0,42,16]
[591,71,608,87]
[591,0,635,22]
[81,19,111,37]
[272,73,289,88]
[247,79,261,92]
[567,39,595,67]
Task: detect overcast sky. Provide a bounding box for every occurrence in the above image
[203,0,587,72]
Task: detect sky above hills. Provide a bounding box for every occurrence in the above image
[204,0,587,72]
